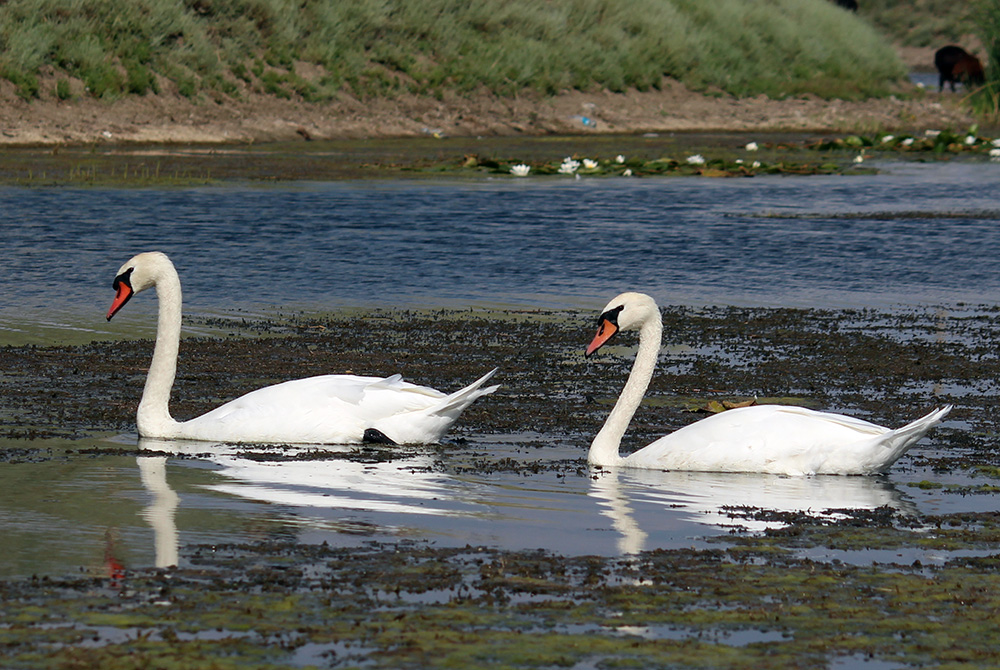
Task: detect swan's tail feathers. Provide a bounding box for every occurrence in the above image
[413,368,499,443]
[373,369,499,445]
[872,405,952,474]
[435,368,500,416]
[427,367,498,419]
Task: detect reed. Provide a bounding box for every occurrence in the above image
[0,0,904,103]
[969,0,1000,117]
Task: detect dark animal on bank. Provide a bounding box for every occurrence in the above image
[935,45,985,92]
[832,0,858,11]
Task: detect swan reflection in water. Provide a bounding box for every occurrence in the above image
[135,437,474,568]
[133,438,917,568]
[589,467,916,555]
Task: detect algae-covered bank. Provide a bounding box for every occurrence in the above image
[2,304,1000,668]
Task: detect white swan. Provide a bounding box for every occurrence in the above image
[106,252,499,445]
[585,292,950,476]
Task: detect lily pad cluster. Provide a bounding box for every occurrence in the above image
[806,126,1000,158]
[460,154,867,178]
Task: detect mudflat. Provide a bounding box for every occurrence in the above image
[1,304,998,668]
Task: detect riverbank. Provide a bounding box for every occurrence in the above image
[0,74,981,147]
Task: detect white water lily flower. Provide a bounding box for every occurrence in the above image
[510,164,530,177]
[902,138,915,146]
[853,154,865,164]
[881,135,894,143]
[558,158,580,174]
[745,142,759,151]
[992,138,1000,147]
[615,154,625,163]
[925,130,941,137]
[622,168,633,177]
[751,160,761,169]
[735,159,744,164]
[990,148,1000,159]
[686,154,706,165]
[582,159,599,169]
[966,135,977,145]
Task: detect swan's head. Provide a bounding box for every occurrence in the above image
[585,292,659,357]
[106,252,173,321]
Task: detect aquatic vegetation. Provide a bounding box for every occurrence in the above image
[2,299,1000,666]
[5,528,1000,669]
[804,126,1000,156]
[557,157,580,175]
[4,160,217,187]
[465,154,869,178]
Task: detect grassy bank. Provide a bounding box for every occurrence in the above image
[861,0,976,47]
[0,0,903,105]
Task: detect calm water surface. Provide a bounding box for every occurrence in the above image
[2,160,999,577]
[1,435,985,578]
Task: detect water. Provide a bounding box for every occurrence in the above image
[4,160,1000,344]
[2,434,974,578]
[3,431,993,578]
[3,159,1000,577]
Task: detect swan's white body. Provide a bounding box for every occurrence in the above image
[108,252,498,445]
[586,292,950,476]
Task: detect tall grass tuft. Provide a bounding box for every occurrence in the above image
[971,0,1000,117]
[0,0,905,103]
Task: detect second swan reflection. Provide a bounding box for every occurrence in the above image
[589,469,916,556]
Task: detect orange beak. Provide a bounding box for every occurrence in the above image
[586,318,618,357]
[107,280,133,321]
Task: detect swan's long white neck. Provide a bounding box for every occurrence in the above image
[588,312,662,466]
[137,263,182,436]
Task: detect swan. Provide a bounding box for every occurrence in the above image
[106,251,499,445]
[585,292,950,476]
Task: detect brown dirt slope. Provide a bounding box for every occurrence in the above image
[0,53,978,146]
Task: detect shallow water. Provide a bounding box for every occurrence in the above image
[0,432,990,579]
[3,158,1000,577]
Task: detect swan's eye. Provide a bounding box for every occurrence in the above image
[113,267,135,290]
[596,305,624,328]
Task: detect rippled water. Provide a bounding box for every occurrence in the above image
[3,159,1000,577]
[3,160,1000,344]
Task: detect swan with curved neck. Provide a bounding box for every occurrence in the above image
[107,252,498,445]
[585,292,950,476]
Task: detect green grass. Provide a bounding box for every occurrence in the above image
[0,0,904,103]
[860,0,977,47]
[969,0,1000,117]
